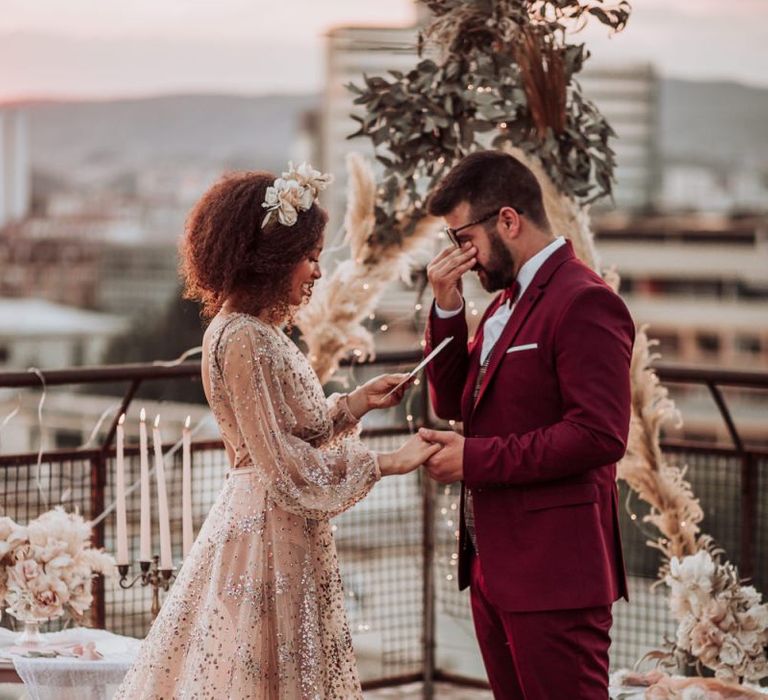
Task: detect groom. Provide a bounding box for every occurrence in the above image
[418,150,634,699]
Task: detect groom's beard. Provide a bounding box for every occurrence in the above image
[475,230,516,292]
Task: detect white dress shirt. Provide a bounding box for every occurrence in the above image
[435,236,566,364]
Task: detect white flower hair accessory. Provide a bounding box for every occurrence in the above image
[261,162,334,227]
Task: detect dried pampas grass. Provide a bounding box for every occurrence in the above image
[516,26,567,139]
[619,327,704,562]
[296,153,439,383]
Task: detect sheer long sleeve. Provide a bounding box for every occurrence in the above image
[325,393,361,441]
[217,321,379,520]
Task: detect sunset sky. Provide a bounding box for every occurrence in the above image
[1,0,767,101]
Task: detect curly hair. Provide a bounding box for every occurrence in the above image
[180,171,327,323]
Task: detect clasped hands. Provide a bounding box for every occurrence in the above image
[375,426,463,480]
[376,426,464,481]
[347,373,463,481]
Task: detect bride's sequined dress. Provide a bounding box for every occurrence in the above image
[115,312,380,699]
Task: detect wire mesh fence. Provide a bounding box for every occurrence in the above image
[2,434,763,685]
[0,360,765,689]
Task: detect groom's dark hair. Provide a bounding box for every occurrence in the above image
[427,150,550,231]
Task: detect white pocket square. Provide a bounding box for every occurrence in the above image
[506,342,538,354]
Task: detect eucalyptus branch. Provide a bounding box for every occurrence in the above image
[348,0,630,248]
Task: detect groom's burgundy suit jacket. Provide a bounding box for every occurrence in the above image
[425,241,633,612]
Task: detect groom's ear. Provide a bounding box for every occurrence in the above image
[497,206,523,242]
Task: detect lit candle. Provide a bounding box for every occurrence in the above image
[115,414,128,566]
[152,415,173,570]
[139,408,151,562]
[182,416,193,557]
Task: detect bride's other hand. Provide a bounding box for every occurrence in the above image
[377,434,442,476]
[348,373,414,417]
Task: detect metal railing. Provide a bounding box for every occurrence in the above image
[0,355,766,695]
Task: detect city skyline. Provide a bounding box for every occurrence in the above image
[1,0,767,101]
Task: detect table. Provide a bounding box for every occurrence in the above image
[0,627,140,700]
[609,670,768,699]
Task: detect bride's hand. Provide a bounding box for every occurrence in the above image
[348,373,415,417]
[377,434,442,476]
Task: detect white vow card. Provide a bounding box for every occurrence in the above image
[383,336,454,398]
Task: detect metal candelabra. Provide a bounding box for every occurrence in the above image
[117,555,176,619]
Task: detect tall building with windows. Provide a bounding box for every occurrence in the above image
[0,110,31,228]
[595,213,768,371]
[321,24,421,236]
[579,64,661,212]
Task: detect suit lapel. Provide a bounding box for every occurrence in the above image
[472,287,543,412]
[470,240,576,415]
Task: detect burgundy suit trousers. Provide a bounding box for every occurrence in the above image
[470,556,612,699]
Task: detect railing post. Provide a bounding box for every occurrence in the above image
[740,452,758,583]
[422,472,436,699]
[90,454,107,629]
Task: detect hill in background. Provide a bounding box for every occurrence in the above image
[10,78,768,188]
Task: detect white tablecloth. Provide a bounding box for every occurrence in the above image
[0,627,140,700]
[609,670,768,699]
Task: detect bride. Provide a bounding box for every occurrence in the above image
[115,164,439,699]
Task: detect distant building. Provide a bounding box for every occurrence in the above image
[0,110,30,228]
[662,162,768,214]
[594,213,768,370]
[0,229,103,308]
[0,226,179,319]
[95,241,179,319]
[321,24,421,237]
[578,64,661,212]
[0,298,127,370]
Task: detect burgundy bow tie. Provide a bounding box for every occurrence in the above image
[501,281,520,306]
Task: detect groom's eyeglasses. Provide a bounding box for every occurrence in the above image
[444,207,524,247]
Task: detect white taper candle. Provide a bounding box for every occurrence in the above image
[139,408,151,562]
[115,414,128,566]
[152,415,173,570]
[182,416,193,557]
